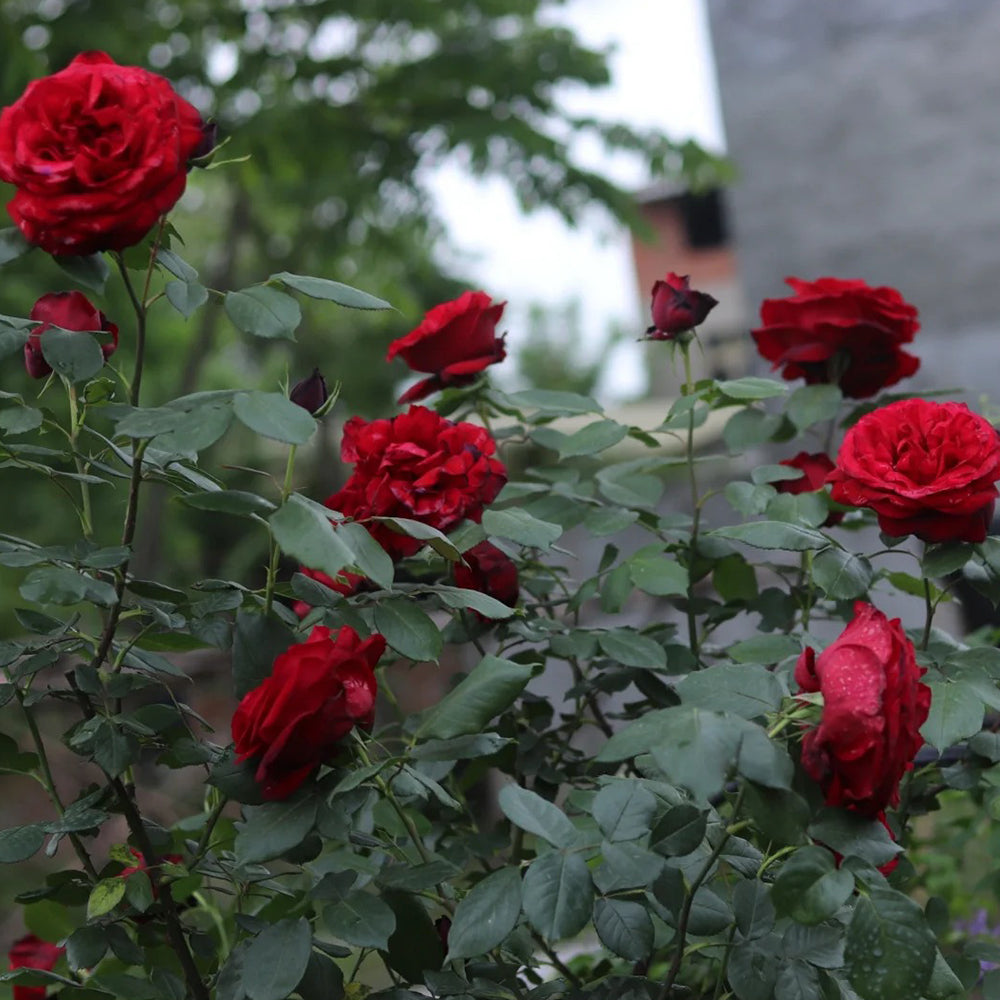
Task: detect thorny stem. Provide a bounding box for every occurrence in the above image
[65,381,94,540]
[681,343,702,664]
[264,445,297,615]
[532,932,582,988]
[921,576,935,651]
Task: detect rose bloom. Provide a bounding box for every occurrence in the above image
[25,291,118,379]
[326,405,507,560]
[752,277,920,398]
[796,602,930,817]
[0,52,205,255]
[645,272,718,340]
[387,291,506,403]
[232,625,384,800]
[776,451,843,527]
[454,541,519,613]
[828,398,1000,543]
[292,565,367,619]
[7,935,64,1000]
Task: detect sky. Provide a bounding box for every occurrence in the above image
[424,0,726,399]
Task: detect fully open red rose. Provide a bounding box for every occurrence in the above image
[0,52,205,255]
[645,272,718,340]
[25,291,118,379]
[454,541,519,613]
[387,291,506,403]
[752,277,920,398]
[828,398,1000,543]
[776,451,843,527]
[7,935,64,1000]
[326,405,507,560]
[232,625,384,800]
[796,602,930,816]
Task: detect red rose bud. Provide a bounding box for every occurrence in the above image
[326,406,507,561]
[454,542,519,617]
[776,451,843,527]
[7,935,64,1000]
[645,273,718,340]
[387,290,506,403]
[26,291,119,379]
[232,625,384,800]
[289,368,330,415]
[796,602,930,817]
[0,52,205,255]
[752,276,919,398]
[828,399,1000,543]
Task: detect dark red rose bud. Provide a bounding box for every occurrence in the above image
[7,935,64,1000]
[290,368,330,415]
[454,541,519,619]
[776,451,843,527]
[435,917,452,951]
[190,120,219,164]
[26,291,119,379]
[645,272,718,340]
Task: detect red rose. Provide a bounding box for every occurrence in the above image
[454,542,519,613]
[776,451,843,527]
[0,52,205,255]
[387,291,506,403]
[327,406,507,560]
[232,625,384,800]
[25,291,119,379]
[795,602,930,817]
[289,368,330,415]
[7,935,64,1000]
[292,565,366,619]
[645,272,718,340]
[828,399,1000,543]
[752,277,920,398]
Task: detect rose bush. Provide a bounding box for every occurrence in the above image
[0,51,205,255]
[24,291,118,379]
[752,275,920,397]
[828,398,1000,542]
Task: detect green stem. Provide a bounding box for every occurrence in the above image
[681,343,702,664]
[921,577,934,651]
[65,381,94,540]
[263,445,297,616]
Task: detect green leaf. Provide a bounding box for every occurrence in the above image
[733,881,775,941]
[66,925,109,972]
[557,419,627,457]
[482,508,562,548]
[0,227,32,265]
[593,898,653,961]
[271,272,392,310]
[717,377,789,400]
[234,797,318,864]
[434,585,515,619]
[336,521,394,590]
[87,877,127,918]
[56,252,109,292]
[373,599,442,661]
[233,391,317,444]
[922,543,975,578]
[584,506,639,536]
[243,918,313,1000]
[0,824,45,863]
[415,656,537,740]
[447,867,522,961]
[771,847,855,925]
[598,630,667,669]
[812,547,873,599]
[592,781,658,843]
[522,851,593,941]
[724,408,783,451]
[165,279,208,319]
[0,407,43,435]
[232,610,296,697]
[729,633,801,664]
[596,708,678,762]
[225,286,302,339]
[505,388,602,415]
[155,247,198,280]
[376,517,462,560]
[20,566,116,607]
[845,889,936,1000]
[922,681,984,749]
[774,961,820,1000]
[296,950,345,1000]
[713,554,759,602]
[180,490,276,517]
[677,663,784,718]
[808,808,902,869]
[710,521,829,551]
[498,784,576,847]
[786,384,842,430]
[410,733,511,762]
[628,550,688,596]
[0,323,29,360]
[323,891,396,949]
[649,804,708,856]
[269,495,354,582]
[382,890,444,982]
[40,327,105,382]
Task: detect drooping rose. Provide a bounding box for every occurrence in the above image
[25,291,119,379]
[232,625,384,800]
[795,602,931,817]
[387,291,506,403]
[775,451,843,527]
[453,542,519,613]
[7,935,64,1000]
[326,406,507,560]
[828,399,1000,543]
[752,277,919,398]
[0,52,205,255]
[644,273,718,340]
[289,368,330,415]
[292,565,367,619]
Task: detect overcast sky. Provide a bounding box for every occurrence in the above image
[424,0,725,399]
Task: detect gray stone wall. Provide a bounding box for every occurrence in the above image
[706,0,1000,395]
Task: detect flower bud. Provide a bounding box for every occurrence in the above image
[644,272,718,340]
[290,368,329,414]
